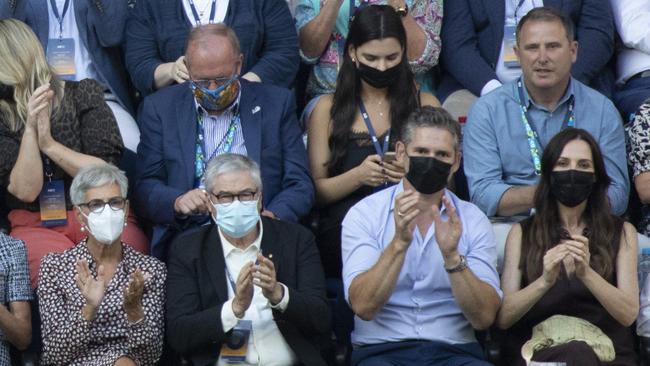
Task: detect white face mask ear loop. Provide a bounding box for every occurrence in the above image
[77,206,90,233]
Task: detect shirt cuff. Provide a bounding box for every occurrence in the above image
[221,298,241,333]
[269,283,290,312]
[481,79,503,96]
[481,182,513,217]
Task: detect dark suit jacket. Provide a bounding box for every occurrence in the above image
[439,0,615,100]
[166,217,330,366]
[124,0,299,96]
[1,0,134,113]
[134,80,314,258]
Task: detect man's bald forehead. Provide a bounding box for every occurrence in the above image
[185,23,241,56]
[187,34,237,60]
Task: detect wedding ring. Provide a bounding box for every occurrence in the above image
[397,210,405,217]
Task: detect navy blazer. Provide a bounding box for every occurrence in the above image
[439,0,615,100]
[134,79,314,258]
[1,0,134,113]
[125,0,299,96]
[166,218,330,366]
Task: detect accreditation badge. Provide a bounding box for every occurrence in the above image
[46,38,76,80]
[219,320,252,363]
[503,25,520,68]
[39,180,68,227]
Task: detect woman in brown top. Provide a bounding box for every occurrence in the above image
[497,128,639,365]
[0,19,148,287]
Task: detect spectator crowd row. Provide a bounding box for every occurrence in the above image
[0,1,650,365]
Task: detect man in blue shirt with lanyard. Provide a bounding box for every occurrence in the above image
[463,7,629,217]
[134,24,313,259]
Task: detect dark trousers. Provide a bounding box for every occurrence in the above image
[614,76,650,122]
[352,340,493,366]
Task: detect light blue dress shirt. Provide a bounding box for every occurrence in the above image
[194,95,248,160]
[463,78,629,217]
[341,182,502,346]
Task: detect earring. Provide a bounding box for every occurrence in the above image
[80,226,85,232]
[351,57,356,62]
[124,222,128,227]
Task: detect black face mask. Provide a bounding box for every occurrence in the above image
[357,62,401,89]
[550,170,596,207]
[405,156,452,194]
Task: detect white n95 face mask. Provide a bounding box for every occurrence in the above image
[81,205,126,245]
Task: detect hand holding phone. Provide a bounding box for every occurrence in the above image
[382,151,396,163]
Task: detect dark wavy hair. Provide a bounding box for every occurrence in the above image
[520,128,621,282]
[327,5,418,176]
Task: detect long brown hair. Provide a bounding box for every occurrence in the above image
[327,5,418,176]
[520,128,621,282]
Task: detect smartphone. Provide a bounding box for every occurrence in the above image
[382,151,397,164]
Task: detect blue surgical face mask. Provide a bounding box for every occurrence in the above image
[212,199,260,238]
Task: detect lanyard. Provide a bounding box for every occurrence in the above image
[225,267,237,292]
[49,0,71,39]
[513,0,526,23]
[516,78,575,175]
[194,108,240,188]
[188,0,217,25]
[358,99,390,157]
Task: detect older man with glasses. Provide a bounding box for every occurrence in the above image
[166,153,330,366]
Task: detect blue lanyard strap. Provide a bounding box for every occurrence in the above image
[513,0,526,23]
[358,99,390,157]
[225,268,237,292]
[194,108,240,188]
[49,0,71,38]
[188,0,217,25]
[516,78,575,175]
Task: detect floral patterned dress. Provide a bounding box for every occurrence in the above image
[627,101,650,235]
[37,241,166,366]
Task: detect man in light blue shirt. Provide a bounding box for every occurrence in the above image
[342,107,502,365]
[464,7,629,217]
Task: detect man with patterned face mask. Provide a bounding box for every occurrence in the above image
[166,153,330,366]
[134,24,313,259]
[341,107,502,365]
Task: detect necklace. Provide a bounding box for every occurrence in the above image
[196,0,212,16]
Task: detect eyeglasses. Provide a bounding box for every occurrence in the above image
[78,197,127,213]
[210,190,258,205]
[191,76,234,89]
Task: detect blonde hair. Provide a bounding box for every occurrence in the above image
[0,19,62,132]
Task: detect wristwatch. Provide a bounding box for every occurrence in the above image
[395,3,409,17]
[445,255,468,273]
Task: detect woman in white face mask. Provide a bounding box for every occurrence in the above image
[36,164,167,366]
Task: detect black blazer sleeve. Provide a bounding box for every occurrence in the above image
[166,229,228,355]
[273,225,330,336]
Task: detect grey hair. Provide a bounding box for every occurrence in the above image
[205,153,263,192]
[400,106,461,150]
[70,164,128,205]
